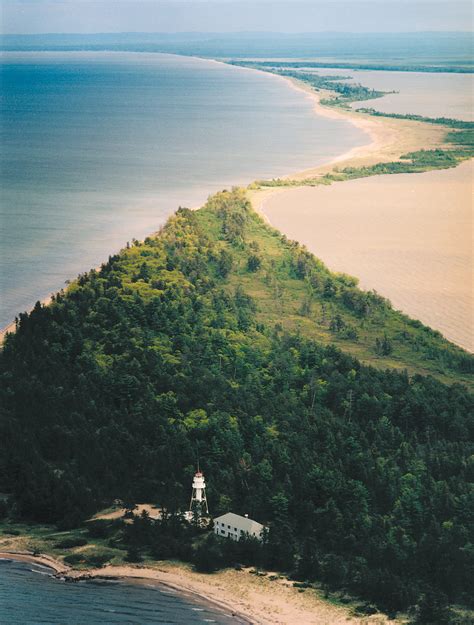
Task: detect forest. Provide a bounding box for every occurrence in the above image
[0,190,473,620]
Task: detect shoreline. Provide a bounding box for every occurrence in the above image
[0,550,391,624]
[212,61,383,172]
[277,78,380,169]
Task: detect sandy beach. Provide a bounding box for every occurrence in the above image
[0,551,398,625]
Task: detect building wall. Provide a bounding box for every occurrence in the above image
[213,519,261,541]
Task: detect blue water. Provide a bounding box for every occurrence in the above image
[0,559,249,624]
[0,51,367,328]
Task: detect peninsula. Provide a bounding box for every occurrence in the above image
[1,52,473,625]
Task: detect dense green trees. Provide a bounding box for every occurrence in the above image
[0,191,473,615]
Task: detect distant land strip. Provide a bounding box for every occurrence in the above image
[228,60,474,74]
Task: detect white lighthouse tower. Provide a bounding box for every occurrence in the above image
[189,469,209,516]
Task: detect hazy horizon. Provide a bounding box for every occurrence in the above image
[1,1,472,35]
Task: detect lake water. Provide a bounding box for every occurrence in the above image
[0,559,248,624]
[0,52,367,329]
[302,67,474,120]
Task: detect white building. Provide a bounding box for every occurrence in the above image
[213,512,264,541]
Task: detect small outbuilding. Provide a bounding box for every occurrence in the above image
[213,512,264,541]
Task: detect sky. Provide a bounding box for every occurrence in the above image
[1,0,472,34]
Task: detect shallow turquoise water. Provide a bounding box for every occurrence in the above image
[0,51,366,328]
[0,559,249,624]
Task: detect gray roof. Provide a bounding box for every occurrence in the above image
[213,512,264,534]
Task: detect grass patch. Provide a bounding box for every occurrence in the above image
[63,546,118,569]
[55,537,88,549]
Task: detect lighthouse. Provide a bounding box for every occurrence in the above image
[189,469,209,516]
